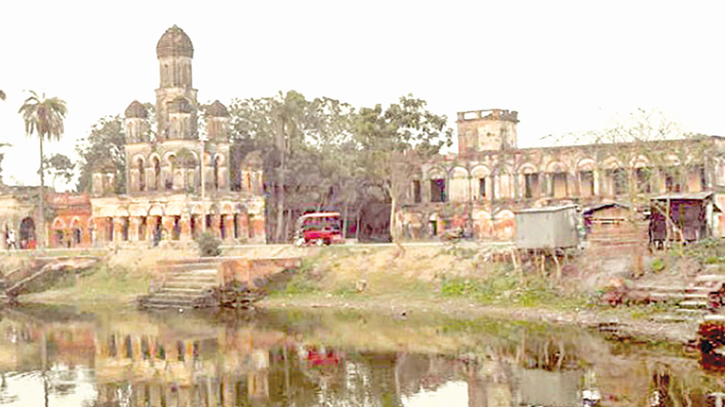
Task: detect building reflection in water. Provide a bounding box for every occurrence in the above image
[2,307,725,406]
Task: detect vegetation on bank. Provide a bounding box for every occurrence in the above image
[267,245,590,310]
[11,238,725,320]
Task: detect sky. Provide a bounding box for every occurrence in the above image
[1,0,725,190]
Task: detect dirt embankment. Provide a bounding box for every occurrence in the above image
[1,243,714,345]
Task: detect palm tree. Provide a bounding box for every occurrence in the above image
[18,91,67,248]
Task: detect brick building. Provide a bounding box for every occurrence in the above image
[396,109,725,241]
[85,26,265,246]
[0,26,267,249]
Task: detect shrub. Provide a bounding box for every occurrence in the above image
[196,232,221,257]
[651,258,665,273]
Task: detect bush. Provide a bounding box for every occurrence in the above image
[197,232,221,257]
[651,258,665,273]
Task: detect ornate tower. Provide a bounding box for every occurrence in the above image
[456,109,519,154]
[124,101,150,143]
[155,25,198,140]
[206,100,230,142]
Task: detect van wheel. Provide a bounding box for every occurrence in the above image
[323,239,331,246]
[315,239,325,246]
[294,238,305,247]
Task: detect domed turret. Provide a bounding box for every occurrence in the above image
[207,100,229,117]
[156,25,193,58]
[124,100,148,119]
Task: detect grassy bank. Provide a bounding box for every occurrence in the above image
[10,241,725,344]
[266,245,589,311]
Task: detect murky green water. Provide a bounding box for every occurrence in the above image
[0,304,721,406]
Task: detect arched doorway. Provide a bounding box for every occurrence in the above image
[19,217,36,249]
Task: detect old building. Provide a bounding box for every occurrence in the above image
[397,109,725,241]
[85,26,265,246]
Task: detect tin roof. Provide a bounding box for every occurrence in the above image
[651,192,713,201]
[515,204,578,214]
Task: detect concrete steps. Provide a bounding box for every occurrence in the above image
[642,273,725,322]
[139,268,219,310]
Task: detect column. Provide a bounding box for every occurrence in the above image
[593,169,600,196]
[147,217,157,242]
[130,217,142,241]
[238,214,249,241]
[223,215,235,241]
[162,216,175,240]
[212,214,222,238]
[113,217,123,242]
[180,214,191,241]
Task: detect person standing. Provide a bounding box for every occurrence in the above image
[7,229,16,250]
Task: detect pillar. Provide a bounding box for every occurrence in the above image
[222,374,233,407]
[223,215,234,241]
[211,214,222,238]
[238,214,249,241]
[162,216,175,239]
[146,217,157,242]
[180,214,191,241]
[113,217,123,242]
[131,217,142,241]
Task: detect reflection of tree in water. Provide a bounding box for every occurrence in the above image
[0,373,18,404]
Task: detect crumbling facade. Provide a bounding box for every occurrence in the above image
[397,109,725,241]
[85,26,265,246]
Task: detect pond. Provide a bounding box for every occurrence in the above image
[0,304,722,406]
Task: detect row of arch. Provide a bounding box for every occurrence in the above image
[416,155,721,203]
[44,202,264,247]
[400,208,516,240]
[424,153,704,181]
[128,151,228,193]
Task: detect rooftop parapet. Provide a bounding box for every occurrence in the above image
[457,109,519,123]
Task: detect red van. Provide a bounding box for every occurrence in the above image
[294,212,344,246]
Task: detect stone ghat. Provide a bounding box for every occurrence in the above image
[138,257,301,310]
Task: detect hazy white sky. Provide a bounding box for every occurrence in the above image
[1,0,724,189]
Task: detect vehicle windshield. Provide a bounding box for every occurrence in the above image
[298,215,340,231]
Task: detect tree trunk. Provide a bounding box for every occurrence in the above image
[274,122,286,243]
[355,208,361,241]
[342,202,348,240]
[38,137,45,249]
[390,192,405,258]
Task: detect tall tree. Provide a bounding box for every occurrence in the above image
[18,91,67,248]
[43,153,75,191]
[75,115,126,194]
[230,92,356,242]
[354,95,453,250]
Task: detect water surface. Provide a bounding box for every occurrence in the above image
[0,304,720,406]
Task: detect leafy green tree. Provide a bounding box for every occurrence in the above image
[229,92,356,242]
[75,115,126,194]
[43,153,75,190]
[18,91,68,248]
[353,95,453,248]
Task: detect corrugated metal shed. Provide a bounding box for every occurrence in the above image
[515,205,579,249]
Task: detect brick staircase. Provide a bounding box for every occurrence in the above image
[138,259,221,309]
[137,256,301,310]
[638,271,725,323]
